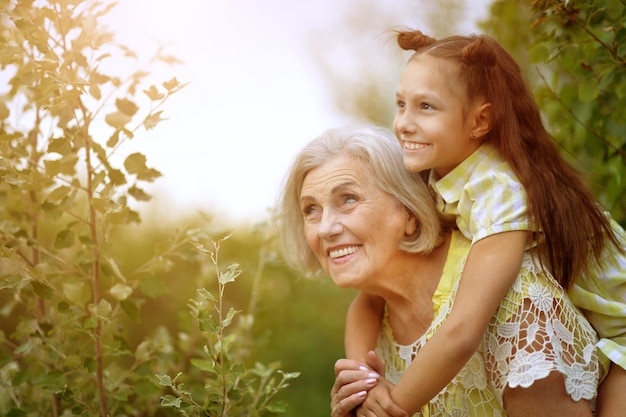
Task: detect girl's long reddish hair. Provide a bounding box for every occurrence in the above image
[396,30,620,288]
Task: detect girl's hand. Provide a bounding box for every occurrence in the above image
[357,377,409,417]
[331,358,380,417]
[353,351,409,417]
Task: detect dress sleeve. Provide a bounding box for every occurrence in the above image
[457,169,534,244]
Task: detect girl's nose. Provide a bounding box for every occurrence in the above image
[394,111,416,137]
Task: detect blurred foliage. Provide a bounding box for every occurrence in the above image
[480,0,625,224]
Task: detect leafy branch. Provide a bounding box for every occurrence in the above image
[157,235,299,417]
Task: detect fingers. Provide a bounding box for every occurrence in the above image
[331,360,381,417]
[333,358,379,399]
[365,350,386,376]
[360,379,410,417]
[331,390,367,417]
[334,358,367,376]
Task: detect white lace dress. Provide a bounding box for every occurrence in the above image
[376,231,602,417]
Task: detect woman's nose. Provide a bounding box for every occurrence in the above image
[318,208,343,239]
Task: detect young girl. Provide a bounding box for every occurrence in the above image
[346,30,625,416]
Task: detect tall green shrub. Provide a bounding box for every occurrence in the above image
[0,1,297,416]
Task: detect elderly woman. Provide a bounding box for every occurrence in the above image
[273,125,602,417]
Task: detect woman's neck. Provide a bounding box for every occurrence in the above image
[384,232,451,344]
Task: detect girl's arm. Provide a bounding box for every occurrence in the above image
[345,291,385,363]
[391,230,529,414]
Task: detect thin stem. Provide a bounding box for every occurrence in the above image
[79,97,107,416]
[212,240,229,417]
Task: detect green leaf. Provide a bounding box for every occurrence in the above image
[0,275,23,290]
[57,301,70,313]
[47,137,71,155]
[107,130,120,148]
[115,97,139,116]
[107,206,132,224]
[143,110,166,130]
[219,263,241,285]
[89,82,102,100]
[606,0,624,19]
[189,240,210,253]
[189,358,216,372]
[128,185,151,201]
[15,338,40,355]
[0,101,9,120]
[162,77,180,91]
[138,276,169,298]
[176,383,191,396]
[105,111,132,129]
[31,281,54,299]
[88,299,112,320]
[156,374,174,386]
[578,79,599,101]
[63,282,91,307]
[134,377,161,398]
[6,408,27,417]
[44,154,78,176]
[120,299,140,322]
[143,85,164,100]
[160,395,182,408]
[197,310,219,333]
[266,400,289,413]
[124,153,162,181]
[54,228,75,249]
[222,307,240,327]
[110,283,133,300]
[47,185,72,202]
[108,167,127,185]
[528,42,549,63]
[197,287,216,301]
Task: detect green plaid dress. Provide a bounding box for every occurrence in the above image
[428,143,626,374]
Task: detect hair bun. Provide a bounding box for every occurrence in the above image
[397,30,437,52]
[460,36,497,67]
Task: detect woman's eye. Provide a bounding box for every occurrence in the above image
[396,100,405,109]
[420,102,433,110]
[301,204,317,217]
[342,194,358,204]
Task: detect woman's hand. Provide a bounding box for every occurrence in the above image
[330,357,380,417]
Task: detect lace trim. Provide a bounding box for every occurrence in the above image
[377,254,600,417]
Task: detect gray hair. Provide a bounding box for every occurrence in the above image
[273,124,442,275]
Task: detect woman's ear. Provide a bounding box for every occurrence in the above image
[470,102,491,139]
[405,209,418,237]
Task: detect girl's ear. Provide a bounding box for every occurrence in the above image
[470,102,491,139]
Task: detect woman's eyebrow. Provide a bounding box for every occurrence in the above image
[299,180,359,201]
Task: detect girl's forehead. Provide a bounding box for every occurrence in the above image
[407,53,460,75]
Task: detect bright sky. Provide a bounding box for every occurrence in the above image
[103,0,490,224]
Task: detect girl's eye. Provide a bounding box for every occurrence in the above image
[396,100,406,109]
[420,102,433,110]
